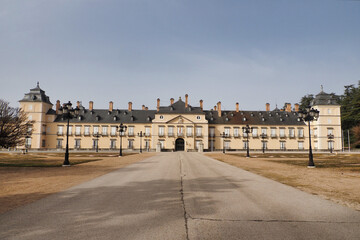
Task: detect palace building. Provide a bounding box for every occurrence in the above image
[19,83,342,152]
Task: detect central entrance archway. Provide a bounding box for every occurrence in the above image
[175,138,185,151]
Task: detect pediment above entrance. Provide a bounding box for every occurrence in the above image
[167,115,194,124]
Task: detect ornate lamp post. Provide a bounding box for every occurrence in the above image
[117,123,127,157]
[58,101,79,166]
[298,106,320,168]
[242,125,253,158]
[328,133,334,153]
[138,131,144,153]
[93,133,101,152]
[220,132,226,153]
[260,133,267,154]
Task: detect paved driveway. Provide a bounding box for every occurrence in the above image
[0,152,359,239]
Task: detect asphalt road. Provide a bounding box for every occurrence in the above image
[1,152,359,240]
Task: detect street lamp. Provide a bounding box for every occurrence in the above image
[58,101,79,166]
[138,131,144,153]
[93,133,101,152]
[220,132,226,153]
[242,125,253,158]
[117,123,127,157]
[298,106,320,168]
[260,133,267,154]
[328,133,334,153]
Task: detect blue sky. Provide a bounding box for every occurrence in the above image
[1,0,359,111]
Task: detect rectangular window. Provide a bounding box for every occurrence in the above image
[93,139,98,149]
[159,140,164,149]
[224,141,230,150]
[224,127,230,137]
[168,126,174,137]
[252,128,258,137]
[298,128,304,138]
[158,126,165,137]
[84,126,90,136]
[196,140,202,150]
[128,126,134,136]
[128,139,134,149]
[75,126,81,136]
[327,128,333,135]
[93,126,99,135]
[279,128,285,138]
[243,141,248,149]
[25,137,32,148]
[178,126,184,137]
[328,141,334,150]
[280,141,286,150]
[102,126,108,136]
[262,141,267,150]
[111,126,117,136]
[110,139,116,149]
[68,125,73,135]
[56,139,62,148]
[314,128,318,138]
[196,127,202,137]
[298,142,304,150]
[209,127,215,137]
[145,140,150,150]
[145,127,151,137]
[261,128,267,136]
[42,140,46,148]
[209,140,215,151]
[289,128,295,138]
[314,141,318,150]
[75,139,81,149]
[187,127,193,137]
[57,126,64,135]
[234,128,240,137]
[271,128,276,138]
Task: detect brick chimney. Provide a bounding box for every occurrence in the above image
[89,101,93,111]
[128,102,132,111]
[185,94,188,108]
[76,101,80,108]
[236,102,239,112]
[56,100,60,114]
[294,103,299,112]
[286,103,291,112]
[170,98,174,105]
[200,100,203,111]
[142,105,145,110]
[217,101,221,117]
[145,107,148,110]
[157,98,160,112]
[109,101,113,112]
[266,103,270,111]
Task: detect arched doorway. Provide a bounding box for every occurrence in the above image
[175,138,185,151]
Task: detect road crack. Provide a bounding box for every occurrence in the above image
[179,154,190,240]
[188,216,359,224]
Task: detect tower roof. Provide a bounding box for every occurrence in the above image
[19,82,52,105]
[311,89,339,106]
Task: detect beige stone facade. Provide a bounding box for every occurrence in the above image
[19,84,342,152]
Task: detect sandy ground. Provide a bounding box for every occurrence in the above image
[205,153,360,211]
[0,153,155,214]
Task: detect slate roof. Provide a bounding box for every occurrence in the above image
[19,82,52,105]
[52,98,305,126]
[54,107,156,124]
[205,110,306,126]
[311,91,339,106]
[158,99,204,114]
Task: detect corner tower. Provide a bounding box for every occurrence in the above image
[311,88,341,151]
[19,82,53,149]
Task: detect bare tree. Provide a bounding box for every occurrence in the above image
[0,99,33,148]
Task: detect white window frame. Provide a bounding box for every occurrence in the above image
[158,126,165,137]
[187,127,193,137]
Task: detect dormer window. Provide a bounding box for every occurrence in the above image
[113,116,117,121]
[108,111,111,115]
[160,115,164,119]
[225,117,229,121]
[131,116,135,121]
[123,111,127,115]
[96,116,100,121]
[147,116,151,121]
[243,117,247,121]
[262,117,265,122]
[197,116,201,120]
[78,116,82,121]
